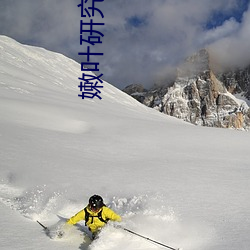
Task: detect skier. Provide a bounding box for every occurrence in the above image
[66,194,122,239]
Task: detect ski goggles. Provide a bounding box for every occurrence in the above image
[89,204,101,212]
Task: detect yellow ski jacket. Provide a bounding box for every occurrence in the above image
[67,206,121,233]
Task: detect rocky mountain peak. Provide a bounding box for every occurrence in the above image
[177,49,210,78]
[123,49,250,130]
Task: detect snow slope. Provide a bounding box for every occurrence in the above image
[0,35,250,250]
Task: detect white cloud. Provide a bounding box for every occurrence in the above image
[209,5,250,68]
[0,0,249,88]
[200,17,240,45]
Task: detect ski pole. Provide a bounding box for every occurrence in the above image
[122,227,180,250]
[37,220,48,231]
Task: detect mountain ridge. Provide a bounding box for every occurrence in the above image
[123,49,250,130]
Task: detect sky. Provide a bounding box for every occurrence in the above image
[0,0,249,89]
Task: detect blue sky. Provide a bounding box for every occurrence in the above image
[206,0,249,28]
[0,0,249,89]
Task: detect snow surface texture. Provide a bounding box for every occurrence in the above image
[0,35,250,250]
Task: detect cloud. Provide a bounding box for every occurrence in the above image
[0,0,249,89]
[209,4,250,69]
[0,0,79,51]
[200,18,240,45]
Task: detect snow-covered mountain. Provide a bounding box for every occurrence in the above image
[1,36,250,250]
[124,49,250,130]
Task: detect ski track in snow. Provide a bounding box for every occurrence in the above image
[0,99,91,134]
[0,180,212,250]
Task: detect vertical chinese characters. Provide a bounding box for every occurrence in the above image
[78,0,104,100]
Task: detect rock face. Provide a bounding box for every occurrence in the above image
[123,84,147,103]
[123,49,250,130]
[218,66,250,100]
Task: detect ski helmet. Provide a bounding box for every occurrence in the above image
[89,195,104,210]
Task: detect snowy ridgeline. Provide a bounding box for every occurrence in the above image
[0,36,250,250]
